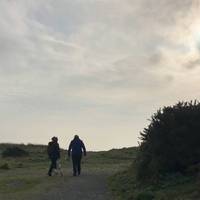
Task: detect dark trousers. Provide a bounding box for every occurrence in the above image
[72,155,82,175]
[48,158,57,175]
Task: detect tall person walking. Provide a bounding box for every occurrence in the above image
[68,135,86,176]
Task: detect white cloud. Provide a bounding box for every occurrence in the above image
[0,0,200,149]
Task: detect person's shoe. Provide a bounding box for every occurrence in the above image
[73,173,77,176]
[48,172,52,176]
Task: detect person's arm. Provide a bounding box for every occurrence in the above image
[68,141,72,157]
[57,144,60,159]
[81,141,86,156]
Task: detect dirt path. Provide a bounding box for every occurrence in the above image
[38,170,113,200]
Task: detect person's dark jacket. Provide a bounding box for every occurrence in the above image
[47,141,60,159]
[68,138,86,157]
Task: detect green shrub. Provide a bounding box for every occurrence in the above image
[0,163,10,170]
[136,101,200,181]
[136,191,154,200]
[2,146,29,158]
[16,163,24,168]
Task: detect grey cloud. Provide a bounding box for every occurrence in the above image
[149,52,163,65]
[0,0,200,149]
[139,0,192,22]
[185,58,200,69]
[196,41,200,53]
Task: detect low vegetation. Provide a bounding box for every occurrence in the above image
[2,146,29,158]
[110,101,200,200]
[0,163,9,170]
[0,143,55,200]
[0,143,136,200]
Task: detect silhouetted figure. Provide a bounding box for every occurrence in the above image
[47,137,60,176]
[68,135,86,176]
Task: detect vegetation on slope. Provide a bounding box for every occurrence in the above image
[2,146,29,158]
[0,143,136,200]
[110,101,200,200]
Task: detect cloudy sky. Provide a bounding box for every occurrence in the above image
[0,0,200,150]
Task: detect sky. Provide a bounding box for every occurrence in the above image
[0,0,200,150]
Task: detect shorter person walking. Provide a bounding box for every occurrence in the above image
[68,135,86,176]
[47,137,60,176]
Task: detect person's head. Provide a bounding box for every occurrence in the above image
[74,135,79,140]
[51,136,58,142]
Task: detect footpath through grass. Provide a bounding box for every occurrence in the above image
[0,144,137,200]
[2,143,200,200]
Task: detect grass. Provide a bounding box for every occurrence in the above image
[0,143,66,200]
[109,162,200,200]
[3,143,199,200]
[0,143,136,200]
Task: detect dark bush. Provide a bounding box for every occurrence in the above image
[136,101,200,181]
[136,191,154,200]
[0,163,10,170]
[2,146,29,158]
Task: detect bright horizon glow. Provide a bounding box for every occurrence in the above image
[0,0,200,150]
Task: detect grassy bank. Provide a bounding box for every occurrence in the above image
[110,162,200,200]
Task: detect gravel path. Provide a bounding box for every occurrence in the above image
[38,170,113,200]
